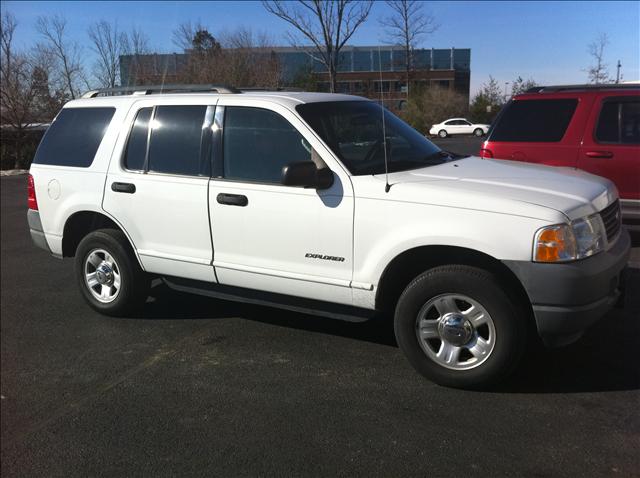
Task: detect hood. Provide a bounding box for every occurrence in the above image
[366,157,616,221]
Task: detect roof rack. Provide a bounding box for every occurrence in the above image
[239,87,304,92]
[525,83,640,93]
[81,84,240,98]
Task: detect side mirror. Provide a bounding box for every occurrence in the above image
[281,161,334,190]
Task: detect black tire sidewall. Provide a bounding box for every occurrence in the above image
[74,229,147,316]
[394,265,525,389]
[438,129,447,138]
[474,128,483,136]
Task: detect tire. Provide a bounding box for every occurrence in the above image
[473,128,484,137]
[394,265,526,389]
[438,129,448,138]
[75,229,150,316]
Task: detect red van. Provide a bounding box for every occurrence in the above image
[481,84,639,229]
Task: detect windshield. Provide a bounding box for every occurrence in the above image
[296,101,451,175]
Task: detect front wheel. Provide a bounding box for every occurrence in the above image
[394,265,526,389]
[473,128,484,137]
[438,129,448,138]
[75,229,150,316]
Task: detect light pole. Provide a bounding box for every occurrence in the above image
[504,82,510,102]
[616,60,622,83]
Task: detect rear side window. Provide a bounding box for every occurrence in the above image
[490,99,578,142]
[33,107,115,167]
[595,99,640,144]
[124,108,152,171]
[148,106,208,176]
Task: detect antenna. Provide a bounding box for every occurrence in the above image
[378,47,391,193]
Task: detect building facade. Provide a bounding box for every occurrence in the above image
[119,46,470,110]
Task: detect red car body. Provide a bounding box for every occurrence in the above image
[481,84,639,229]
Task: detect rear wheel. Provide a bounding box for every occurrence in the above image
[438,129,448,138]
[394,265,526,389]
[75,229,149,316]
[473,128,484,137]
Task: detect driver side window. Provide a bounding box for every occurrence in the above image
[223,107,311,184]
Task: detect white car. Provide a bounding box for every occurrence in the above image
[430,118,489,138]
[28,86,629,389]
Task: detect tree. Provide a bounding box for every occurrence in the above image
[586,33,611,84]
[511,76,537,96]
[380,0,438,96]
[120,27,152,86]
[404,86,468,133]
[469,76,503,124]
[263,0,373,93]
[36,15,86,99]
[88,20,124,88]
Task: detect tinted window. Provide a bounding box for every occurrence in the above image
[33,107,115,167]
[296,101,445,176]
[124,108,152,171]
[596,99,640,144]
[223,107,310,183]
[490,99,578,142]
[148,106,207,176]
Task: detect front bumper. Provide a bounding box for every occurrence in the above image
[504,230,631,346]
[28,209,52,253]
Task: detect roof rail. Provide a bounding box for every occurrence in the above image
[239,87,305,92]
[524,83,640,93]
[81,84,240,98]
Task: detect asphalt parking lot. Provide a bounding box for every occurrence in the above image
[1,170,639,477]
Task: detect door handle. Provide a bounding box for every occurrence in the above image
[111,182,136,194]
[585,151,614,159]
[216,193,248,207]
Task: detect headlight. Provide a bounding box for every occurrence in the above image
[534,214,605,262]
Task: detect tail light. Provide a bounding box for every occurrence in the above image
[480,148,493,158]
[27,174,38,210]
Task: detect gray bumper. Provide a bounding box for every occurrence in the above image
[28,209,52,253]
[503,230,631,346]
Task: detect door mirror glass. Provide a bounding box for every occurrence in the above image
[281,161,334,189]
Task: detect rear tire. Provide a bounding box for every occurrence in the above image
[473,128,484,137]
[75,229,150,316]
[438,129,448,138]
[394,265,526,389]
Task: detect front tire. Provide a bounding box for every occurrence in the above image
[438,129,448,138]
[473,128,484,137]
[394,265,526,389]
[75,229,150,316]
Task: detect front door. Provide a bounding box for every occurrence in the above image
[207,101,354,305]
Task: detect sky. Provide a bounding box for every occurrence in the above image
[3,0,639,95]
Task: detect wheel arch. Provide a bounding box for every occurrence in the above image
[375,245,534,327]
[61,210,143,267]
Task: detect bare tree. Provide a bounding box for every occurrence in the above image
[1,13,46,168]
[120,27,151,86]
[88,20,124,88]
[380,0,438,95]
[510,76,537,96]
[36,15,85,98]
[586,33,611,84]
[262,0,373,93]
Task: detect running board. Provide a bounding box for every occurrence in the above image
[162,276,374,323]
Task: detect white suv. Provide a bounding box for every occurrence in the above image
[27,85,630,388]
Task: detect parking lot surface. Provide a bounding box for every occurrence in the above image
[1,172,639,477]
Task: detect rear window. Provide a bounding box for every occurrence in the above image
[33,107,115,167]
[489,99,578,142]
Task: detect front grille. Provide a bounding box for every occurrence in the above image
[599,199,621,242]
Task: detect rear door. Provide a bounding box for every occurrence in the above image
[579,93,640,202]
[103,100,216,282]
